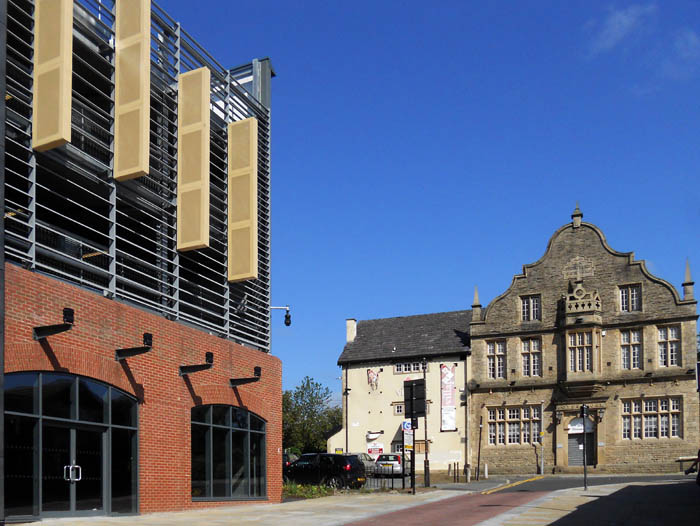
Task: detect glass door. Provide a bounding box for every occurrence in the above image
[42,423,105,516]
[42,424,71,513]
[75,428,105,512]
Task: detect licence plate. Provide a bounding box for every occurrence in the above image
[382,464,392,467]
[357,477,365,482]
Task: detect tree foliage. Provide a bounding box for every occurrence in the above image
[283,376,342,453]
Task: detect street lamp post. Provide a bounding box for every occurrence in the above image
[581,404,589,491]
[423,357,430,487]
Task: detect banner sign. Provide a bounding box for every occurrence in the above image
[440,363,457,431]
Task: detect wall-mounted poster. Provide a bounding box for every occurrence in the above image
[440,363,456,431]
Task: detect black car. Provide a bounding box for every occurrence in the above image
[284,453,366,488]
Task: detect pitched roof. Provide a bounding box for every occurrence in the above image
[338,310,472,365]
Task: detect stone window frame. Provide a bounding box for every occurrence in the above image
[521,337,542,377]
[621,396,682,440]
[619,283,643,312]
[392,402,404,416]
[487,405,541,446]
[487,340,506,379]
[568,330,593,373]
[620,329,643,370]
[657,325,681,367]
[520,294,541,322]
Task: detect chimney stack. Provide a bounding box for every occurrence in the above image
[682,259,694,301]
[346,318,357,343]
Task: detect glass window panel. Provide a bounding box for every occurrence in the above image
[42,373,75,419]
[250,415,265,432]
[79,378,107,423]
[191,405,210,424]
[191,424,208,498]
[212,406,230,426]
[111,390,137,427]
[111,428,137,513]
[212,428,230,497]
[231,430,247,496]
[232,407,248,429]
[5,414,37,516]
[5,372,38,414]
[250,433,265,497]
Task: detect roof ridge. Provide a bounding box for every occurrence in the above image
[357,309,472,324]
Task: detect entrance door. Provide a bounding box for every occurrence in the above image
[42,423,105,516]
[567,433,595,466]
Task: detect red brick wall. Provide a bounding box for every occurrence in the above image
[4,264,283,512]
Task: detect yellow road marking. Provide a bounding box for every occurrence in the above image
[481,475,544,494]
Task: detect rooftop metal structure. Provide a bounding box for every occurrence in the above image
[3,0,273,351]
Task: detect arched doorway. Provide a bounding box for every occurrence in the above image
[567,416,595,466]
[4,372,138,520]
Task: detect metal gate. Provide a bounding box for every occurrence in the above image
[568,433,595,466]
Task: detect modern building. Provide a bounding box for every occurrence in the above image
[329,207,698,475]
[2,0,280,521]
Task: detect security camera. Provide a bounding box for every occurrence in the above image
[205,352,214,364]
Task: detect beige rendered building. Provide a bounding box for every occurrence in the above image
[329,207,698,474]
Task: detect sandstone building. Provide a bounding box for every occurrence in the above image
[329,207,698,474]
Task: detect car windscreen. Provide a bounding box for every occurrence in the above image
[294,455,317,466]
[377,455,400,462]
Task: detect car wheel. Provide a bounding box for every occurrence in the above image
[324,476,344,489]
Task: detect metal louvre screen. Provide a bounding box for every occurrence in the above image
[4,0,272,352]
[32,0,73,151]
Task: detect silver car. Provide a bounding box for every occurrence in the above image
[348,452,376,472]
[375,453,403,477]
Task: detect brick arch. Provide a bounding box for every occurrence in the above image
[194,383,270,421]
[5,342,139,398]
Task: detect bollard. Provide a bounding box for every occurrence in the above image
[485,463,488,479]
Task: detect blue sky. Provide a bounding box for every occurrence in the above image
[162,1,700,401]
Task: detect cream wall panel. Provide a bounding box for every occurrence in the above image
[32,0,72,151]
[227,118,258,281]
[341,359,466,469]
[114,0,151,181]
[177,67,211,251]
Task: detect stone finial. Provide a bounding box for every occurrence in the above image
[682,259,694,301]
[472,286,482,321]
[346,318,357,343]
[571,202,583,228]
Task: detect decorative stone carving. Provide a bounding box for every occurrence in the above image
[563,256,595,280]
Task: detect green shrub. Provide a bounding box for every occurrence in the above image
[283,482,334,499]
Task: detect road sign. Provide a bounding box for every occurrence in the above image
[402,421,412,432]
[404,379,426,418]
[404,429,414,451]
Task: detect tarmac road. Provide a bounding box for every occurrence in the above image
[18,474,700,526]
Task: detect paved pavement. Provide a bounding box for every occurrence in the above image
[20,476,700,526]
